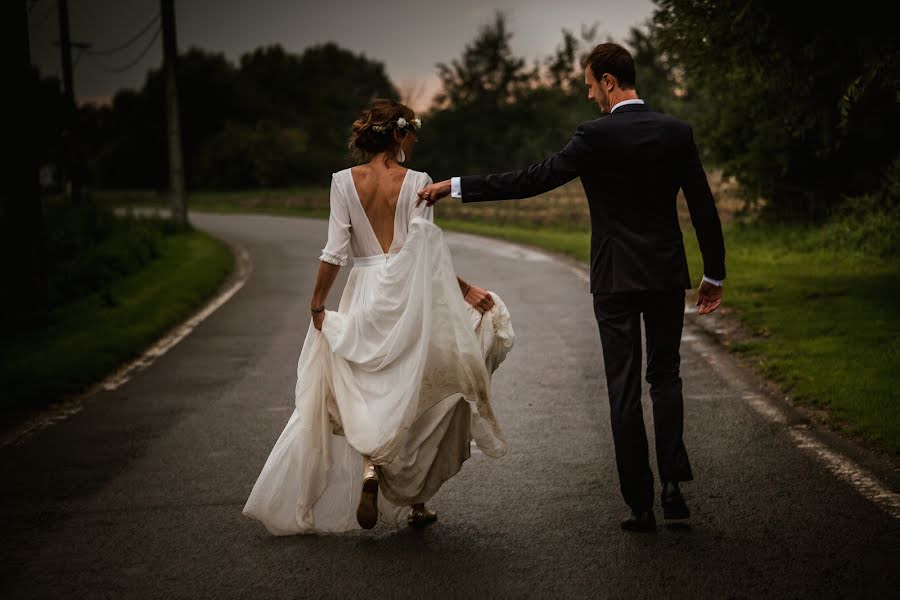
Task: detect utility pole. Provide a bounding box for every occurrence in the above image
[56,0,82,206]
[3,0,47,328]
[160,0,187,226]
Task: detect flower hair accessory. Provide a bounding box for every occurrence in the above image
[372,117,422,133]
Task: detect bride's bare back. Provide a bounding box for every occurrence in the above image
[350,164,409,254]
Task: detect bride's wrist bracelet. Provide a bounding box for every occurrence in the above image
[310,305,325,314]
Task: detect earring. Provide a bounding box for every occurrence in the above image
[397,148,406,163]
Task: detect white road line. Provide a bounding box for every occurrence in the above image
[694,333,900,521]
[742,393,788,425]
[99,245,252,392]
[788,428,900,519]
[563,263,591,284]
[1,243,252,448]
[446,231,553,263]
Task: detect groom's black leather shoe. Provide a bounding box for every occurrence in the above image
[620,509,656,533]
[661,481,690,520]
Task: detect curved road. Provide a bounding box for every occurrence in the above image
[1,212,897,598]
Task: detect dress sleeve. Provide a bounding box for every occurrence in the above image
[409,173,434,223]
[319,174,351,266]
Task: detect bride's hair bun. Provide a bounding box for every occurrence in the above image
[349,99,416,163]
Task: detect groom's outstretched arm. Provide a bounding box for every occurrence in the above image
[418,124,593,206]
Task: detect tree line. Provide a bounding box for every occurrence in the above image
[35,3,898,219]
[68,42,399,189]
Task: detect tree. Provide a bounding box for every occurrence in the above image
[284,43,399,178]
[653,0,900,218]
[626,25,679,115]
[84,43,397,189]
[433,13,530,109]
[545,29,581,92]
[417,14,598,178]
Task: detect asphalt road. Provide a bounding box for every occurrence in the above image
[1,212,897,599]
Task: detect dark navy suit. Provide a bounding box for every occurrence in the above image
[459,103,726,510]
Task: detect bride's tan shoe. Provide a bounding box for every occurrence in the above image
[407,504,438,527]
[356,465,378,529]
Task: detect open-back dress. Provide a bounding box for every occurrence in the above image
[242,168,514,534]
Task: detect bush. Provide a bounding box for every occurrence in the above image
[192,120,310,189]
[816,157,900,257]
[40,197,188,313]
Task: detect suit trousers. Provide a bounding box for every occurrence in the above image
[592,289,694,511]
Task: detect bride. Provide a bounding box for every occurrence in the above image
[242,99,514,534]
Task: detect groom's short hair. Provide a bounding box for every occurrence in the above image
[583,43,636,90]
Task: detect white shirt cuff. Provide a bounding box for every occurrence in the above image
[319,250,347,266]
[702,275,723,287]
[450,177,462,199]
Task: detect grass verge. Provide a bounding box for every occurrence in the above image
[682,223,899,454]
[1,228,233,419]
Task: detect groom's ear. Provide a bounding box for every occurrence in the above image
[601,73,616,91]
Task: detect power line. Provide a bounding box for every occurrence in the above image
[28,1,54,29]
[86,26,161,73]
[50,41,90,78]
[86,13,160,56]
[73,46,86,70]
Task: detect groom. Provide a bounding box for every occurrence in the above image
[418,43,726,532]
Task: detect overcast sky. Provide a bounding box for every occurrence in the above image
[28,0,656,110]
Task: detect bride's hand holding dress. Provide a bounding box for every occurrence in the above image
[463,282,495,314]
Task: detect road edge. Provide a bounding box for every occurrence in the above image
[0,230,253,449]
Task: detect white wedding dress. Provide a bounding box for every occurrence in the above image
[242,168,514,535]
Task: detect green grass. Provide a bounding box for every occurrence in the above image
[0,229,233,417]
[111,189,899,454]
[681,223,900,453]
[437,218,592,263]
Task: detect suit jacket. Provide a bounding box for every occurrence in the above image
[460,104,726,294]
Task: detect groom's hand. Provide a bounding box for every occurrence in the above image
[696,280,723,315]
[417,179,452,207]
